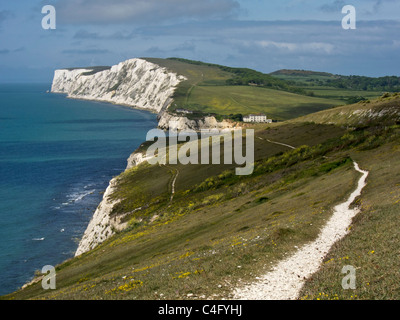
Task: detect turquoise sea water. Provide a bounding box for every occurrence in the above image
[0,84,157,295]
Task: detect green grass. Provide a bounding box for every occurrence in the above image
[144,58,391,121]
[4,147,359,300]
[271,72,384,102]
[269,72,338,86]
[144,58,351,120]
[300,86,382,100]
[290,92,400,126]
[182,85,341,120]
[3,95,400,301]
[300,142,400,300]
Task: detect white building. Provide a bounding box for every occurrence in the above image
[243,114,272,123]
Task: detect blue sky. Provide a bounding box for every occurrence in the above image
[0,0,399,82]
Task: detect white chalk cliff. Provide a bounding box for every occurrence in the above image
[157,112,237,131]
[74,178,120,256]
[74,151,152,257]
[51,57,239,131]
[51,58,186,113]
[52,58,241,256]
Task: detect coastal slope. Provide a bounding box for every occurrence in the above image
[3,93,400,300]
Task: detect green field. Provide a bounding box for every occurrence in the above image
[304,86,382,100]
[144,58,347,120]
[183,85,341,120]
[271,71,384,102]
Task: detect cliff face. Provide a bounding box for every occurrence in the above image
[75,150,152,256]
[74,178,120,256]
[58,58,242,256]
[157,112,238,131]
[51,58,186,113]
[51,57,240,131]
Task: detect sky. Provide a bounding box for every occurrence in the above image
[0,0,399,82]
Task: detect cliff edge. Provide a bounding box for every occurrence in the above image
[51,58,186,114]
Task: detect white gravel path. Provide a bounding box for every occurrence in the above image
[265,139,296,150]
[257,136,296,150]
[170,168,179,202]
[233,161,369,300]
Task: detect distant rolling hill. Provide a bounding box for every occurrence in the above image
[270,68,400,105]
[270,69,335,77]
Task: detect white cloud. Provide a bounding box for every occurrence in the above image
[256,40,334,54]
[257,40,298,51]
[55,0,240,24]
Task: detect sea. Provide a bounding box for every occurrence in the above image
[0,83,157,296]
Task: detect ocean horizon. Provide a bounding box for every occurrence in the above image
[0,83,157,295]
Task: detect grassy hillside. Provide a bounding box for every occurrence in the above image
[270,69,388,103]
[145,58,346,120]
[65,59,389,121]
[4,93,400,300]
[290,92,400,126]
[174,85,340,120]
[296,93,400,300]
[63,60,391,121]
